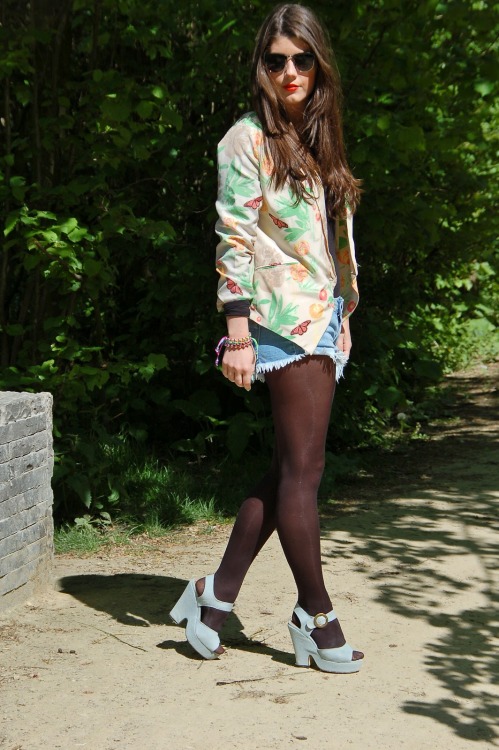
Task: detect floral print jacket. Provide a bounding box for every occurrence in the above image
[215,112,359,354]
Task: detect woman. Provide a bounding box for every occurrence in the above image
[171,3,364,674]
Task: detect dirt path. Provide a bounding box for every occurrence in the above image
[1,363,498,750]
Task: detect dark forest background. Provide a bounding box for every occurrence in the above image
[1,0,497,524]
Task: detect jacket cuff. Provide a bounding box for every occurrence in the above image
[223,300,251,317]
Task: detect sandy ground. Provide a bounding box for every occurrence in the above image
[0,363,498,750]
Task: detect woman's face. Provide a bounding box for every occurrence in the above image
[266,35,317,121]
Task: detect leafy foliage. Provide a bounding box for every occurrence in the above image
[0,0,497,519]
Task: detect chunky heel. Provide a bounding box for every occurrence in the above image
[169,575,233,660]
[170,581,194,624]
[287,623,312,667]
[288,604,364,674]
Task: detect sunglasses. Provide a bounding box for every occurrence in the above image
[263,52,315,73]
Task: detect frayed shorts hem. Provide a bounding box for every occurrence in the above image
[254,347,348,383]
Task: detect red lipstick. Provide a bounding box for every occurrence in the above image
[284,84,299,91]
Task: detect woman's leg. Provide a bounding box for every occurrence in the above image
[268,356,335,611]
[266,356,356,651]
[197,452,279,633]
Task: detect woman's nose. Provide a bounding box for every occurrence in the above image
[283,58,298,75]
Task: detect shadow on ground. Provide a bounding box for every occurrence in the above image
[57,572,294,666]
[320,366,498,744]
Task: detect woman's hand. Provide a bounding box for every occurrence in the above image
[222,346,255,391]
[337,317,352,358]
[222,316,255,391]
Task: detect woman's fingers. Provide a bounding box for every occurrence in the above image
[223,365,254,389]
[241,370,253,391]
[337,335,352,357]
[222,349,255,390]
[338,325,352,356]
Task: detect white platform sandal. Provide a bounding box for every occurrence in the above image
[288,604,364,674]
[170,574,233,660]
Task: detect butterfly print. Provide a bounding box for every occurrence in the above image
[244,196,263,209]
[227,278,243,295]
[269,214,288,229]
[291,320,311,336]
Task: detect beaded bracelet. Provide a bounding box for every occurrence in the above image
[226,335,252,351]
[215,335,258,367]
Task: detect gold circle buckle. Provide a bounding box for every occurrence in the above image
[313,612,329,628]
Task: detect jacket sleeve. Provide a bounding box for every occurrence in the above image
[215,122,263,312]
[336,213,359,318]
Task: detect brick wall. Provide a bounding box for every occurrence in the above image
[0,392,54,613]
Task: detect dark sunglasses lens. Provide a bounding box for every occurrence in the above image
[294,53,314,72]
[264,53,315,73]
[264,54,286,72]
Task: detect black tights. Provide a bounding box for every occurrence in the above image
[200,355,347,649]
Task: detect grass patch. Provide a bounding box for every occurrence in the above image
[54,440,268,553]
[54,513,141,554]
[111,450,239,529]
[54,524,105,554]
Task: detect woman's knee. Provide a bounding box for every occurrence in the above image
[279,455,325,491]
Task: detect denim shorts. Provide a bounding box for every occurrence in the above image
[249,297,348,383]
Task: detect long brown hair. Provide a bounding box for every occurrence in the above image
[250,3,361,216]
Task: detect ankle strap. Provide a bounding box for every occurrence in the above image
[196,574,233,612]
[294,604,338,632]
